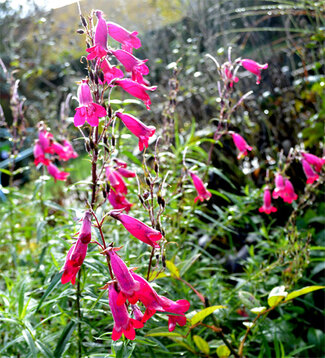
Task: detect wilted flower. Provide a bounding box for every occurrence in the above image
[231,132,252,159]
[74,81,107,127]
[86,10,108,60]
[115,79,156,110]
[108,284,143,341]
[241,59,268,84]
[259,187,277,214]
[115,111,155,151]
[302,159,319,184]
[301,152,325,173]
[189,171,212,203]
[107,21,141,53]
[46,163,69,182]
[110,211,162,248]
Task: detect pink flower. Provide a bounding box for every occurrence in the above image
[231,132,252,159]
[108,284,143,341]
[61,212,92,284]
[115,79,156,110]
[112,49,149,84]
[46,163,69,182]
[62,140,78,160]
[38,130,54,154]
[116,167,136,178]
[259,188,277,214]
[86,11,108,60]
[115,111,155,151]
[33,141,50,166]
[107,21,141,53]
[131,305,144,322]
[106,248,140,305]
[110,212,162,248]
[224,66,239,87]
[301,152,325,173]
[241,59,268,84]
[302,159,319,184]
[273,175,298,204]
[108,190,133,213]
[106,166,128,195]
[189,171,212,203]
[74,81,107,127]
[100,59,124,85]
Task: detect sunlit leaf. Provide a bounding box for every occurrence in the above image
[268,286,288,307]
[190,305,226,325]
[193,335,209,355]
[286,286,325,301]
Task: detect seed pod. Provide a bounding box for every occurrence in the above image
[89,138,95,150]
[111,135,115,147]
[107,104,112,118]
[154,161,158,173]
[106,183,111,194]
[162,254,166,268]
[143,191,150,200]
[145,177,151,186]
[99,71,105,83]
[138,195,144,205]
[94,73,99,85]
[76,29,84,34]
[89,71,94,82]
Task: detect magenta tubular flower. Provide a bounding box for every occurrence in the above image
[63,140,78,159]
[224,66,239,87]
[74,81,107,127]
[112,49,149,84]
[189,171,212,203]
[38,130,54,154]
[241,59,268,84]
[116,167,136,178]
[106,249,140,305]
[100,59,124,85]
[78,211,92,244]
[106,166,128,195]
[111,212,162,248]
[108,190,133,213]
[113,158,128,168]
[272,173,286,200]
[33,142,50,166]
[115,111,155,151]
[231,132,252,159]
[61,239,88,284]
[131,305,144,322]
[86,11,108,60]
[302,159,319,184]
[109,284,143,341]
[301,152,325,173]
[115,79,157,110]
[273,175,298,204]
[107,21,141,53]
[46,163,69,182]
[157,296,190,332]
[259,188,277,214]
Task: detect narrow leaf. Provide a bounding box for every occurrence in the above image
[53,321,76,358]
[191,305,226,325]
[166,260,180,278]
[35,340,54,358]
[146,331,183,337]
[22,329,37,357]
[18,282,25,319]
[36,272,62,312]
[286,286,325,301]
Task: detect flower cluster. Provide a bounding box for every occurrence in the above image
[33,122,77,181]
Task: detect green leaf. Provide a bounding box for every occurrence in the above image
[18,282,25,319]
[36,272,62,312]
[193,335,209,354]
[146,328,183,337]
[22,329,37,357]
[166,260,180,278]
[35,340,54,358]
[238,291,260,309]
[180,253,201,276]
[53,321,76,358]
[216,344,231,358]
[190,305,226,325]
[268,286,288,307]
[286,286,325,301]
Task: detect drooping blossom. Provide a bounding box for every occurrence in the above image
[33,141,50,166]
[115,111,155,151]
[223,64,239,87]
[259,187,277,214]
[115,79,157,110]
[112,49,149,84]
[131,305,144,322]
[108,190,133,213]
[109,284,143,341]
[51,142,75,161]
[61,211,92,284]
[86,11,108,60]
[231,132,252,159]
[110,211,162,248]
[62,140,78,160]
[241,59,268,84]
[106,166,128,195]
[100,59,124,85]
[38,129,54,153]
[302,159,319,184]
[46,162,69,182]
[272,174,298,204]
[105,248,140,305]
[301,152,325,173]
[107,21,141,53]
[116,167,136,178]
[189,171,212,203]
[74,81,107,127]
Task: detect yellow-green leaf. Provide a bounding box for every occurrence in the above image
[193,335,209,355]
[166,260,180,278]
[286,285,325,301]
[190,305,226,325]
[250,306,267,314]
[146,331,182,337]
[216,344,231,358]
[268,286,288,307]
